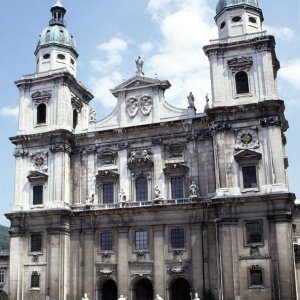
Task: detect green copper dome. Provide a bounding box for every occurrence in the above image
[35,1,77,54]
[216,0,259,15]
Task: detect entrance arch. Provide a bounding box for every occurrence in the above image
[132,278,153,300]
[0,291,8,300]
[169,277,191,300]
[97,279,118,300]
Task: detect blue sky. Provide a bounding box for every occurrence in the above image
[0,0,299,226]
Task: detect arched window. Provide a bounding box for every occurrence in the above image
[73,109,78,129]
[37,103,46,124]
[235,71,249,94]
[136,177,148,202]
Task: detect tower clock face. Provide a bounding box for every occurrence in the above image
[235,128,259,149]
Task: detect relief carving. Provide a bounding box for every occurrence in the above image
[126,95,153,118]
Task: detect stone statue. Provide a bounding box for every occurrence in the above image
[189,181,198,197]
[155,295,164,300]
[119,189,127,202]
[154,185,161,199]
[192,292,200,300]
[135,56,144,75]
[118,295,127,300]
[87,192,94,204]
[143,149,151,162]
[129,151,137,163]
[187,92,195,108]
[89,107,96,122]
[82,293,89,300]
[204,94,210,110]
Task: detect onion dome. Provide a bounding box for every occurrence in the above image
[216,0,259,15]
[35,0,77,55]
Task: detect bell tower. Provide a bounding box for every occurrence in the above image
[203,0,280,107]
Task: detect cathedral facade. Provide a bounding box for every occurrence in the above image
[6,1,297,300]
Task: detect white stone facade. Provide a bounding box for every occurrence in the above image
[6,1,297,300]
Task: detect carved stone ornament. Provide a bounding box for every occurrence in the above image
[167,262,189,275]
[140,95,153,116]
[96,264,117,276]
[260,116,281,127]
[71,96,83,112]
[128,149,153,172]
[126,96,139,118]
[14,148,29,158]
[211,121,231,132]
[30,152,48,172]
[167,144,184,160]
[98,150,117,166]
[31,90,52,107]
[228,56,253,73]
[235,127,259,150]
[50,143,72,154]
[126,95,153,118]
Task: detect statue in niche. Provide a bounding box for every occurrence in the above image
[189,181,198,197]
[82,293,89,300]
[155,295,164,300]
[118,295,127,300]
[154,185,161,199]
[187,92,195,108]
[135,56,144,75]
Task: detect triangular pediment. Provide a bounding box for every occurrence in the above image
[234,149,262,164]
[110,75,171,97]
[228,56,253,71]
[27,171,48,183]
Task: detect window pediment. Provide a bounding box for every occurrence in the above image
[228,56,253,73]
[163,163,189,176]
[128,149,153,173]
[27,171,48,184]
[96,170,119,183]
[234,149,262,164]
[31,90,52,107]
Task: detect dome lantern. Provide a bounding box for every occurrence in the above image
[216,0,260,15]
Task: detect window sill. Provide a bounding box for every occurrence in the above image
[234,93,253,99]
[29,252,43,256]
[248,285,265,289]
[31,205,44,209]
[30,287,41,291]
[34,123,47,128]
[241,188,259,193]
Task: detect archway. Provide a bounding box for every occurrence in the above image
[133,278,153,300]
[98,279,118,300]
[0,291,8,300]
[169,277,191,300]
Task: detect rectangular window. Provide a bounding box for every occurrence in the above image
[33,185,43,205]
[242,166,257,189]
[171,177,184,199]
[0,269,5,284]
[250,268,263,287]
[31,272,40,288]
[246,221,263,244]
[31,234,42,252]
[101,232,113,251]
[171,228,185,249]
[103,184,114,204]
[135,230,148,250]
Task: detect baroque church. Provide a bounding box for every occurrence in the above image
[6,0,297,299]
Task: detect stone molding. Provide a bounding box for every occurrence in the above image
[31,90,52,107]
[227,56,253,73]
[260,116,282,127]
[50,143,72,154]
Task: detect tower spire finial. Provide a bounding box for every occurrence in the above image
[50,0,66,27]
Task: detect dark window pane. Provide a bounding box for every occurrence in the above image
[37,103,46,124]
[295,245,300,263]
[136,177,148,202]
[171,228,185,249]
[242,166,257,189]
[103,184,114,204]
[236,71,249,94]
[171,177,184,199]
[73,110,78,129]
[31,234,42,252]
[101,232,113,251]
[246,221,262,244]
[33,185,43,205]
[135,231,148,250]
[31,273,40,288]
[250,269,263,286]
